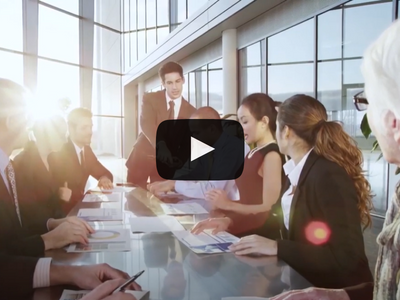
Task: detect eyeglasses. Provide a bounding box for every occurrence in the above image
[353,91,369,111]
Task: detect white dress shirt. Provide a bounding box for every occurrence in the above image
[174,143,250,200]
[33,257,52,288]
[281,148,313,230]
[166,91,182,119]
[0,147,11,194]
[73,142,84,164]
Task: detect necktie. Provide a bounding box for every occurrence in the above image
[168,100,175,120]
[5,162,22,225]
[80,150,85,169]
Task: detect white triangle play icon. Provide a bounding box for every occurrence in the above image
[191,137,214,162]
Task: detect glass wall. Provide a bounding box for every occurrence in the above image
[145,58,223,114]
[123,0,208,72]
[239,0,396,216]
[93,0,123,158]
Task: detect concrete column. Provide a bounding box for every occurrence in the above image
[137,81,145,133]
[222,29,238,115]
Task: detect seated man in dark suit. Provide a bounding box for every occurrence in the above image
[0,79,93,256]
[51,108,113,213]
[125,61,196,188]
[0,252,137,300]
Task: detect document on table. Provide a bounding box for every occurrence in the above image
[173,230,240,254]
[160,203,208,215]
[60,289,149,300]
[129,216,185,233]
[67,228,131,253]
[88,186,136,194]
[66,241,131,253]
[77,208,123,221]
[82,193,120,203]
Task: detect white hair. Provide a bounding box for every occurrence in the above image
[361,19,400,120]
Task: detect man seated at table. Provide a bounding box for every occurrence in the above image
[148,107,249,204]
[1,252,139,300]
[51,107,113,213]
[0,78,94,257]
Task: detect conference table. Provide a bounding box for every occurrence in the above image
[34,187,312,300]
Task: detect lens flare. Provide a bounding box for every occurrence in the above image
[305,221,331,245]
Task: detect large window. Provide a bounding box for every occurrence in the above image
[185,59,223,113]
[38,5,79,63]
[92,116,122,158]
[40,0,79,15]
[37,59,80,109]
[0,0,23,51]
[267,19,315,102]
[93,25,121,73]
[92,71,122,116]
[0,51,23,86]
[238,0,396,216]
[95,0,121,31]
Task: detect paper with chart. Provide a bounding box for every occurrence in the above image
[129,216,185,233]
[160,203,208,215]
[173,230,240,254]
[59,289,149,300]
[77,208,123,221]
[67,228,131,253]
[82,193,120,203]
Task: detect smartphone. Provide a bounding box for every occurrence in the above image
[112,270,145,294]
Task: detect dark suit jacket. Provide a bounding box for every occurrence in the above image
[0,253,39,299]
[126,90,196,170]
[0,174,45,257]
[50,139,113,213]
[14,141,65,233]
[263,150,373,289]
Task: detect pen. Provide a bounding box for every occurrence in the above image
[112,270,145,294]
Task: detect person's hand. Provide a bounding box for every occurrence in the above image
[156,141,173,165]
[147,180,175,195]
[229,235,277,256]
[191,217,232,235]
[59,182,72,202]
[47,216,95,233]
[41,221,90,250]
[51,263,142,291]
[99,177,114,189]
[81,279,137,300]
[205,189,232,210]
[269,287,350,300]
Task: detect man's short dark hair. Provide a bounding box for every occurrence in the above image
[158,62,184,82]
[67,107,92,126]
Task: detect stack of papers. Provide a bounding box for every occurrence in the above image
[160,203,208,215]
[173,230,240,254]
[77,208,123,221]
[60,289,149,300]
[67,228,131,253]
[129,216,185,233]
[82,193,120,203]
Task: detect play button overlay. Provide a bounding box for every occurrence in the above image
[191,136,214,162]
[156,119,244,181]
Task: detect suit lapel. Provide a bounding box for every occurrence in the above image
[158,90,169,121]
[177,98,189,119]
[287,150,319,237]
[0,174,20,226]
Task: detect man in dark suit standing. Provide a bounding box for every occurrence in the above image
[51,108,113,213]
[126,61,196,188]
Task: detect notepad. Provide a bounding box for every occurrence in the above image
[160,203,208,215]
[129,216,185,233]
[77,208,123,221]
